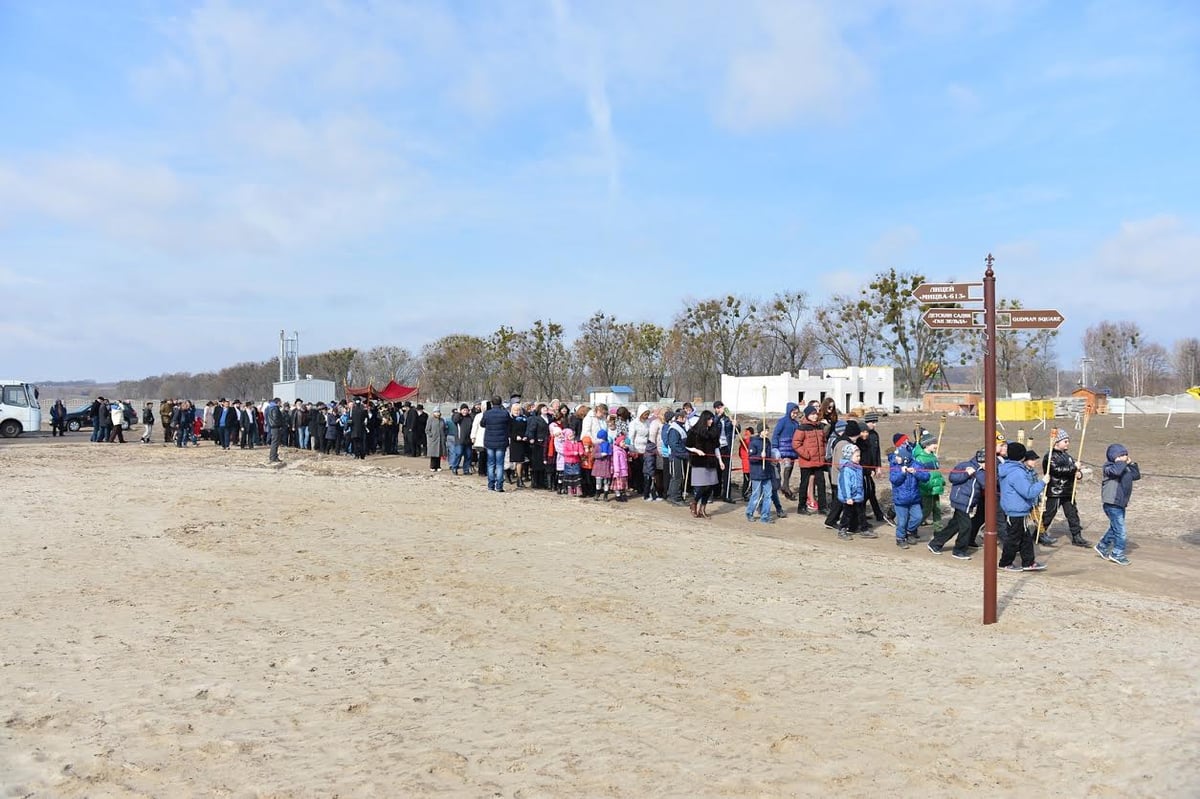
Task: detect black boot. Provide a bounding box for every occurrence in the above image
[1071,534,1092,547]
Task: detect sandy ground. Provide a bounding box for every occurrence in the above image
[2,414,1198,797]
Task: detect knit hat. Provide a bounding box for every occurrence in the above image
[892,433,909,447]
[975,448,987,462]
[919,432,937,448]
[835,420,847,434]
[863,412,879,423]
[1006,442,1027,462]
[596,428,608,441]
[1055,429,1070,444]
[844,420,861,438]
[1022,448,1040,462]
[804,404,819,418]
[995,430,1006,444]
[840,442,857,462]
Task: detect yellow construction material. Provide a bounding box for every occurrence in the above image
[993,399,1055,421]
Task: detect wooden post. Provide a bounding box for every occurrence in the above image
[983,256,999,625]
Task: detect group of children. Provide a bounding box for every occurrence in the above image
[741,412,1142,571]
[553,428,631,500]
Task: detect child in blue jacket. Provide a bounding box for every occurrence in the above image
[889,434,929,549]
[745,429,775,524]
[928,449,986,559]
[1096,443,1140,565]
[836,442,868,539]
[997,442,1048,572]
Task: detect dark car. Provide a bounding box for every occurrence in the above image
[63,405,94,432]
[63,403,133,432]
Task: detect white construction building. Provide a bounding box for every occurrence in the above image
[719,367,895,415]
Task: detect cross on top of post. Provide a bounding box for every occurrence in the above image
[985,253,995,276]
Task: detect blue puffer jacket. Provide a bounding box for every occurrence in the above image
[771,403,800,459]
[889,444,928,506]
[480,406,511,450]
[838,461,864,503]
[948,457,986,513]
[998,459,1043,516]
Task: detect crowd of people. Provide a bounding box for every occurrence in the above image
[68,391,1141,569]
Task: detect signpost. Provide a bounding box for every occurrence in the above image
[916,265,1067,625]
[922,308,982,329]
[912,282,982,303]
[1000,309,1065,330]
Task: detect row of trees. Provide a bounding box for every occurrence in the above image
[1082,324,1199,397]
[115,269,1198,403]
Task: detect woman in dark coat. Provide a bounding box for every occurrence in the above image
[685,409,722,519]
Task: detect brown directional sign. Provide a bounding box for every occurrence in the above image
[912,282,983,303]
[922,308,982,329]
[1001,309,1066,329]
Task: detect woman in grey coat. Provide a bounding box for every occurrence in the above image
[426,408,447,471]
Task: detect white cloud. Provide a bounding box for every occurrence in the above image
[715,1,871,131]
[1062,216,1200,340]
[820,269,864,295]
[867,225,921,267]
[946,82,981,112]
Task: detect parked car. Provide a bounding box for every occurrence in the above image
[62,405,93,431]
[63,404,133,432]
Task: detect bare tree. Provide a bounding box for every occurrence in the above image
[1173,337,1200,389]
[813,293,878,368]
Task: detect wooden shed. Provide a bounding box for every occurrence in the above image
[1072,387,1108,415]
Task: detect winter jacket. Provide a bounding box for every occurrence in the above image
[913,443,944,496]
[664,421,688,459]
[480,405,511,450]
[771,403,801,460]
[1043,448,1079,498]
[714,414,735,453]
[453,410,473,443]
[686,423,720,469]
[627,418,649,455]
[998,459,1044,516]
[861,428,882,470]
[1101,445,1140,508]
[948,457,986,513]
[889,444,928,506]
[525,412,549,446]
[748,435,772,482]
[265,402,285,429]
[838,461,865,504]
[792,420,826,468]
[425,415,447,458]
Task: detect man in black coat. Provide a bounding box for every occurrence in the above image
[526,404,551,488]
[402,402,418,456]
[413,404,428,457]
[350,399,368,460]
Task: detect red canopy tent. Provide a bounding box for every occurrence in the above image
[344,380,419,401]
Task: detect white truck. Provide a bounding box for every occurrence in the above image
[0,380,42,437]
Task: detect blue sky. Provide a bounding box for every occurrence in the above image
[1,0,1198,381]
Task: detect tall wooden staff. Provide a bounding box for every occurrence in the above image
[761,386,768,469]
[1034,425,1054,535]
[936,412,947,457]
[1070,412,1091,505]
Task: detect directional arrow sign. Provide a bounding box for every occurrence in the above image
[923,308,982,329]
[912,282,983,303]
[1000,309,1066,330]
